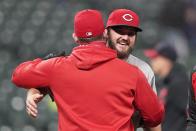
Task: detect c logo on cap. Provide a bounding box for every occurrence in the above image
[122,14,133,22]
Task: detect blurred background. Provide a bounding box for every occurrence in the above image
[0,0,195,131]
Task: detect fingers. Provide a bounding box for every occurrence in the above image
[26,104,38,118]
[26,98,38,118]
[26,94,43,118]
[26,96,37,109]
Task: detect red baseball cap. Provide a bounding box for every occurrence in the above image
[106,9,142,32]
[144,49,159,58]
[144,43,177,62]
[74,9,105,38]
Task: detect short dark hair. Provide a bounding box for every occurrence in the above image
[77,34,103,43]
[107,26,138,38]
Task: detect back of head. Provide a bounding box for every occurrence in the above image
[106,9,142,32]
[74,9,105,39]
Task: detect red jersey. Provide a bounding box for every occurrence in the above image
[187,66,196,130]
[192,71,196,101]
[12,41,164,131]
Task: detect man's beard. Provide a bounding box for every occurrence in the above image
[107,36,133,60]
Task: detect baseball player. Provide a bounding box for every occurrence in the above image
[187,65,196,131]
[106,9,160,131]
[144,43,189,131]
[12,9,164,131]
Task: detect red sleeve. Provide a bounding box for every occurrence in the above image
[134,69,165,127]
[12,58,52,88]
[192,72,196,102]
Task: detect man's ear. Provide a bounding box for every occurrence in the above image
[72,33,79,43]
[103,29,108,39]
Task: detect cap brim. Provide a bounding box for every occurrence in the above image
[144,49,159,58]
[107,24,142,32]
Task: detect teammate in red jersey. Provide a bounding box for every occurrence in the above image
[187,65,196,131]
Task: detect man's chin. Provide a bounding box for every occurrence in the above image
[116,48,133,59]
[117,52,129,59]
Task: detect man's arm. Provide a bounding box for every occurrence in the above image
[143,69,161,131]
[128,58,161,130]
[132,111,162,131]
[25,51,65,118]
[144,73,161,131]
[12,58,52,88]
[134,69,165,127]
[12,50,66,88]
